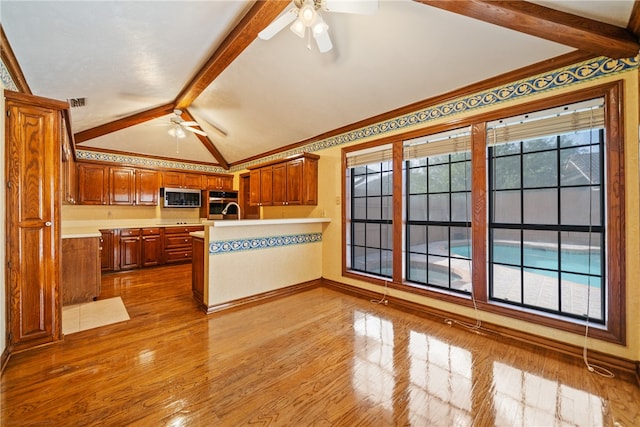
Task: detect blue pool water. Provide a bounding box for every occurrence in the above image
[450,244,601,286]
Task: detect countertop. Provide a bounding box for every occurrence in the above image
[61,228,102,239]
[61,218,330,238]
[201,218,331,227]
[61,220,205,239]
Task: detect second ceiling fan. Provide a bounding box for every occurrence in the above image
[167,109,207,139]
[258,0,378,53]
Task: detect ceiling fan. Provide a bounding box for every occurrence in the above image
[258,0,378,53]
[167,109,207,139]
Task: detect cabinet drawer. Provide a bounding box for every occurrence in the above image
[119,228,140,237]
[165,235,192,249]
[165,249,193,263]
[164,226,203,235]
[142,227,161,236]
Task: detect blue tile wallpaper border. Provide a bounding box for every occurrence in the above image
[231,56,637,171]
[209,232,322,255]
[75,150,227,174]
[0,60,18,91]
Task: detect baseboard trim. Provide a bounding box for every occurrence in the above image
[322,277,640,386]
[203,279,323,315]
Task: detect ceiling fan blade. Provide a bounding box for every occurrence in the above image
[314,29,333,53]
[181,121,200,127]
[322,0,378,15]
[183,126,207,137]
[258,7,298,40]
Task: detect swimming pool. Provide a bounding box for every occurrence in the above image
[450,243,601,286]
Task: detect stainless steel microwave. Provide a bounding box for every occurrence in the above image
[161,188,201,208]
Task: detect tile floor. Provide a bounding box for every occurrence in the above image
[62,297,130,335]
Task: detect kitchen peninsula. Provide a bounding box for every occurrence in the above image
[192,218,330,313]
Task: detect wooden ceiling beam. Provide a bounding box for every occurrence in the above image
[626,0,640,40]
[75,103,175,144]
[182,109,230,170]
[174,0,290,109]
[75,1,288,165]
[415,0,640,59]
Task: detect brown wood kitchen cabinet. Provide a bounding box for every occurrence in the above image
[205,174,233,191]
[77,163,109,205]
[141,227,163,267]
[61,119,77,205]
[100,226,203,272]
[248,153,318,207]
[249,166,273,206]
[164,226,204,264]
[110,166,136,205]
[119,228,141,270]
[5,90,66,352]
[162,171,202,189]
[61,237,101,305]
[77,163,160,206]
[136,169,159,205]
[191,235,205,306]
[100,229,115,272]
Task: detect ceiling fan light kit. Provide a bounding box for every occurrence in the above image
[258,0,378,54]
[168,125,186,139]
[167,109,207,140]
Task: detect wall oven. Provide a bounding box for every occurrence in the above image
[205,190,239,219]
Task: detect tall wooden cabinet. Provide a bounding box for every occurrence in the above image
[5,90,67,352]
[248,153,319,207]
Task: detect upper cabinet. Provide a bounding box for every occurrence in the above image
[61,118,77,205]
[77,163,160,206]
[109,166,136,205]
[162,171,202,189]
[76,165,231,206]
[205,174,233,191]
[249,166,273,207]
[135,169,159,205]
[77,163,109,205]
[248,153,319,207]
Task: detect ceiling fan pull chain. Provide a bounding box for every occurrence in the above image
[306,28,311,50]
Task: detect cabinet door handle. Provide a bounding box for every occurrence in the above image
[45,221,52,227]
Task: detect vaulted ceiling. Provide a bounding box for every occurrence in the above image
[2,1,638,170]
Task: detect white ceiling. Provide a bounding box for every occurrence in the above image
[1,1,636,168]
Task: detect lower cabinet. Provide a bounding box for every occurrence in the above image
[100,230,115,272]
[141,227,163,267]
[62,237,101,305]
[164,226,203,263]
[99,226,204,272]
[119,228,141,270]
[192,236,205,305]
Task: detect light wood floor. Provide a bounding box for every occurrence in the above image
[2,264,639,426]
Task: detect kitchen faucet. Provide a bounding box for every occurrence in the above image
[221,201,241,220]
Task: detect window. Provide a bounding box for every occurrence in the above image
[346,145,393,278]
[343,83,624,343]
[404,129,472,292]
[487,99,605,323]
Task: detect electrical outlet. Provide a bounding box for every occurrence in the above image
[335,196,340,205]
